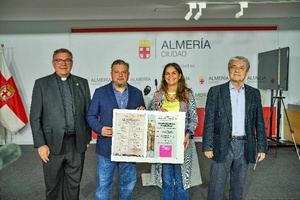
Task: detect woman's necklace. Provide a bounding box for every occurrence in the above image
[165,92,177,102]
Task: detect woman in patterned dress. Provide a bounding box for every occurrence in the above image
[149,62,201,200]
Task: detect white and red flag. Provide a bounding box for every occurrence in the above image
[0,48,28,132]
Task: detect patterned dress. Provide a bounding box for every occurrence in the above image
[149,90,202,189]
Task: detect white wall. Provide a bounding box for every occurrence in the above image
[0,30,299,144]
[278,31,300,104]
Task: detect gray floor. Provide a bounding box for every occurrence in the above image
[1,143,300,200]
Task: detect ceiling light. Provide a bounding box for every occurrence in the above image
[194,2,207,20]
[235,1,248,18]
[184,3,197,21]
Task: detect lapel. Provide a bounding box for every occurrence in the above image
[108,82,120,108]
[127,84,133,108]
[69,75,77,114]
[221,81,232,129]
[244,84,252,123]
[48,73,64,114]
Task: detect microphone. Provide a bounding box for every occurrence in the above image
[155,79,158,91]
[0,143,22,170]
[144,85,151,96]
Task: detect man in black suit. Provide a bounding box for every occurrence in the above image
[30,48,91,200]
[202,56,267,200]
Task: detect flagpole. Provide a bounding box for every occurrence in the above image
[1,44,6,144]
[4,127,7,144]
[1,44,9,144]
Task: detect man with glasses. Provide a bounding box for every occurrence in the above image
[202,56,268,200]
[87,59,145,200]
[30,48,91,200]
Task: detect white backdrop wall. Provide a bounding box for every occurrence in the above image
[0,30,299,144]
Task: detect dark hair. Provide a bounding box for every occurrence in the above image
[52,48,73,60]
[228,56,250,71]
[111,59,129,69]
[160,63,191,102]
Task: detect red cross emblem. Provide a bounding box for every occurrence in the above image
[138,40,151,59]
[0,84,15,102]
[199,77,205,84]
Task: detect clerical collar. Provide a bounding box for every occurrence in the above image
[55,73,71,81]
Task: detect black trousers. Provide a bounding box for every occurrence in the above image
[42,135,85,200]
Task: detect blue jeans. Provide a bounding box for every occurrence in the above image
[161,164,189,200]
[95,154,136,200]
[207,140,249,200]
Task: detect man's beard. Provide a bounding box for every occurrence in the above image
[113,82,125,88]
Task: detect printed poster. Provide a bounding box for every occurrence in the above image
[112,109,185,163]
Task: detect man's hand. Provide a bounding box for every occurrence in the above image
[101,126,113,137]
[38,145,50,163]
[204,151,214,159]
[136,106,145,110]
[257,152,266,162]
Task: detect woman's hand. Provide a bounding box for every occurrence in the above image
[184,134,190,151]
[157,107,168,112]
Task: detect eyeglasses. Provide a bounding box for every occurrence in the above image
[53,58,73,65]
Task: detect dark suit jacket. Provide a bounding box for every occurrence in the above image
[202,81,267,163]
[87,82,145,159]
[30,73,91,154]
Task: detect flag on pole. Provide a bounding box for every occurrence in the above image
[0,47,28,132]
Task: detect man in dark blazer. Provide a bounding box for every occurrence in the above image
[87,59,145,200]
[30,48,91,200]
[202,56,267,200]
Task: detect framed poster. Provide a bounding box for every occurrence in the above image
[111,109,185,164]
